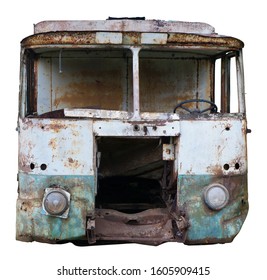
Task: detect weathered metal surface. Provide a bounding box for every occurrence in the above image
[167,33,244,49]
[163,144,175,161]
[95,208,177,245]
[64,108,180,121]
[35,49,213,116]
[132,47,141,118]
[139,57,212,113]
[34,20,216,34]
[178,174,248,244]
[178,118,247,176]
[21,31,243,50]
[18,118,94,175]
[93,120,180,137]
[95,32,122,44]
[17,19,248,245]
[64,108,130,119]
[36,51,131,114]
[16,174,95,242]
[141,33,168,44]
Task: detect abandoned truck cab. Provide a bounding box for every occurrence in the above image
[16,19,249,245]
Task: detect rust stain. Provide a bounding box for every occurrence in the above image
[39,121,68,133]
[95,208,177,244]
[19,138,35,172]
[50,122,67,133]
[186,165,194,175]
[206,164,223,175]
[17,20,247,246]
[21,119,34,130]
[20,201,32,212]
[65,157,81,169]
[48,138,57,150]
[167,33,244,49]
[54,81,124,111]
[22,32,96,47]
[122,32,140,44]
[206,159,243,175]
[18,153,32,173]
[71,129,80,137]
[22,31,244,50]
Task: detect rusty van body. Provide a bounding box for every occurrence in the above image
[16,19,249,245]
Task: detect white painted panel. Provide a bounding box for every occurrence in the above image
[178,118,247,175]
[19,118,94,176]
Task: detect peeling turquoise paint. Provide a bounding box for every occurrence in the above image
[178,174,248,244]
[16,174,95,242]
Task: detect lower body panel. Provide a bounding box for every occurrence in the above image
[178,174,248,244]
[16,173,248,245]
[16,173,95,242]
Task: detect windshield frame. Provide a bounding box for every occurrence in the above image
[19,44,246,118]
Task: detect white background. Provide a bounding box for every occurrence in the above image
[1,1,265,279]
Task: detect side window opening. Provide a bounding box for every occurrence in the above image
[230,57,238,112]
[214,52,239,113]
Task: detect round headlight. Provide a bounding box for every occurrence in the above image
[43,189,69,216]
[204,184,229,210]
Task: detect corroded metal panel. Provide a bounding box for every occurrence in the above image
[139,57,212,113]
[17,19,248,246]
[95,32,122,44]
[21,31,244,50]
[141,33,168,44]
[178,117,247,176]
[18,118,94,175]
[34,20,216,34]
[36,49,213,116]
[93,120,180,137]
[178,174,248,244]
[16,174,95,242]
[37,53,130,114]
[64,108,130,119]
[95,208,175,245]
[175,115,248,243]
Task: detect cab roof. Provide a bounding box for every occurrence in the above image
[21,19,244,52]
[34,19,216,34]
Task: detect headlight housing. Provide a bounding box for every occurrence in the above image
[42,187,70,218]
[204,184,229,210]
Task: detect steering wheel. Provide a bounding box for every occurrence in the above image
[173,99,218,114]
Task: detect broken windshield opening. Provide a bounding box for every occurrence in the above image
[22,47,244,118]
[139,50,214,113]
[24,48,133,117]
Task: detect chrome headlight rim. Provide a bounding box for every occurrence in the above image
[204,183,229,211]
[42,187,70,218]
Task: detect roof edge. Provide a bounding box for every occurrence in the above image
[34,20,216,35]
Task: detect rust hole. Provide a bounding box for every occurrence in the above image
[40,164,47,170]
[241,199,247,205]
[223,163,230,170]
[225,126,230,131]
[133,124,140,131]
[127,219,139,225]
